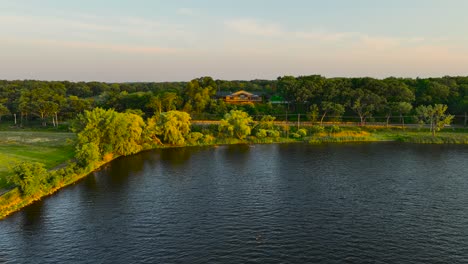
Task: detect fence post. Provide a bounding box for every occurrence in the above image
[465,112,467,127]
[297,113,300,129]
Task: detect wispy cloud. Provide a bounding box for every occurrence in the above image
[177,8,196,16]
[224,17,431,52]
[224,19,283,37]
[3,37,179,55]
[0,14,190,40]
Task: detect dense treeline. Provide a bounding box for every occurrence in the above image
[0,75,467,126]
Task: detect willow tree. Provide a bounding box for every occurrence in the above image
[149,110,191,145]
[74,108,146,167]
[219,110,253,140]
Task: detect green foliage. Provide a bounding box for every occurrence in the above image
[267,130,280,138]
[183,77,217,113]
[351,89,384,125]
[297,128,307,137]
[310,125,325,134]
[74,108,146,166]
[8,162,48,196]
[308,104,319,123]
[75,142,100,167]
[0,103,10,122]
[202,134,216,145]
[187,132,204,145]
[329,125,342,134]
[415,104,454,136]
[253,115,281,138]
[219,110,253,140]
[153,110,191,145]
[291,133,301,139]
[320,101,345,123]
[256,129,268,138]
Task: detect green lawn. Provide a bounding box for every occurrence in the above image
[0,131,76,189]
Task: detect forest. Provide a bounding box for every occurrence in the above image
[0,75,467,127]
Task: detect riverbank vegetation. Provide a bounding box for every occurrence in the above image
[0,107,467,219]
[1,74,468,219]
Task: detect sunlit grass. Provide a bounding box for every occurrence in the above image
[309,130,376,143]
[0,131,76,190]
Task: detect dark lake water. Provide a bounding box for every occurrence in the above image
[1,143,468,263]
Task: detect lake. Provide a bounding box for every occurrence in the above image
[1,143,468,263]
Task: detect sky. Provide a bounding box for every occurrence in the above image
[1,0,468,82]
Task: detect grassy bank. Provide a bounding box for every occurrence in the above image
[0,131,76,190]
[306,126,468,144]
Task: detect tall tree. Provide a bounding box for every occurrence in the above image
[351,89,383,125]
[415,104,454,136]
[183,77,217,114]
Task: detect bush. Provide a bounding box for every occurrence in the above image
[256,129,268,138]
[187,132,204,145]
[310,125,325,134]
[291,133,301,139]
[297,128,307,137]
[267,130,280,138]
[202,134,216,145]
[7,162,49,196]
[329,125,341,134]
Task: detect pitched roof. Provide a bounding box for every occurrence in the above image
[230,90,257,96]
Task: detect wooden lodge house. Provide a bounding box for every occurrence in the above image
[216,90,262,104]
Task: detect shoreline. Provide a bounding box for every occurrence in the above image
[1,134,467,220]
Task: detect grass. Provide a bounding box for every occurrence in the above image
[0,131,76,190]
[308,130,377,143]
[305,126,468,144]
[369,127,468,144]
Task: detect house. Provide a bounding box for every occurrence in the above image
[219,90,262,104]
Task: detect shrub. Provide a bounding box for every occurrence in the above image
[267,130,280,138]
[329,125,341,134]
[187,132,204,145]
[291,133,301,139]
[297,128,307,137]
[310,125,325,134]
[7,162,49,196]
[256,129,268,138]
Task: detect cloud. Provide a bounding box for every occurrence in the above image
[224,18,437,54]
[177,8,196,16]
[3,37,179,55]
[224,19,283,37]
[0,14,189,40]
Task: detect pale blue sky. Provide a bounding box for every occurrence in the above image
[1,0,468,81]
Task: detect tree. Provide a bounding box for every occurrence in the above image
[0,103,10,123]
[162,92,181,111]
[307,104,319,123]
[253,115,280,138]
[319,101,345,125]
[351,89,383,125]
[8,162,48,196]
[152,111,191,145]
[147,95,163,116]
[415,104,454,136]
[394,102,413,126]
[182,77,217,114]
[74,108,146,166]
[219,110,253,140]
